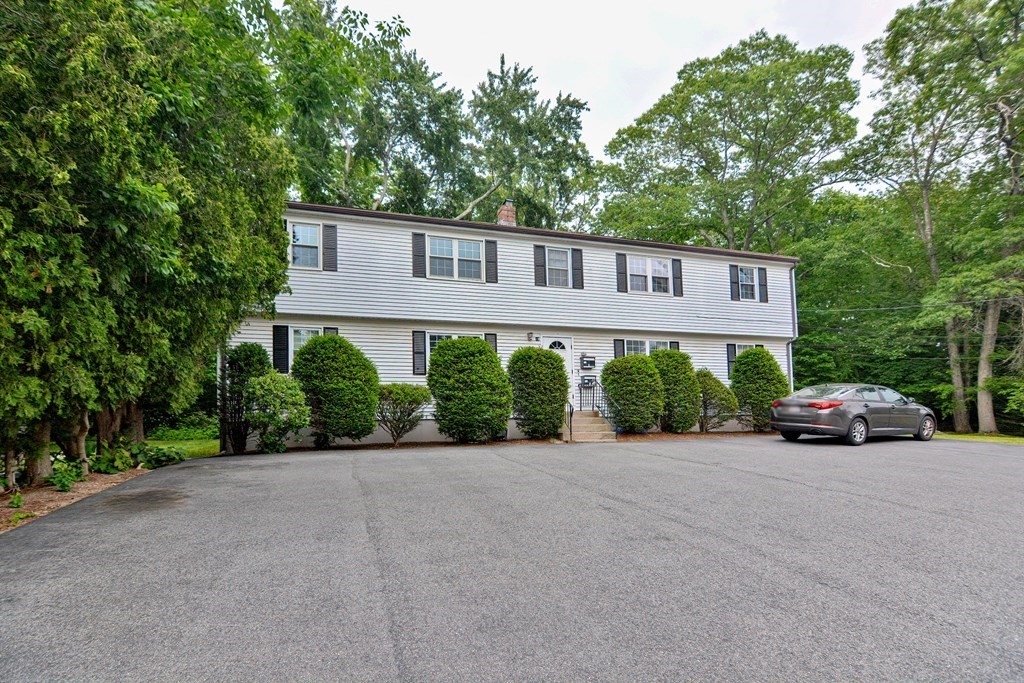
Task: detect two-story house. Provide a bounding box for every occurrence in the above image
[230,199,799,444]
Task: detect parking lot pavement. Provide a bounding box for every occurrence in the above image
[1,435,1022,681]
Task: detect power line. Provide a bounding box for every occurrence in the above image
[798,297,1015,314]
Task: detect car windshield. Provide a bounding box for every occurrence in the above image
[792,385,852,399]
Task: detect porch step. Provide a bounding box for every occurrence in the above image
[566,410,616,443]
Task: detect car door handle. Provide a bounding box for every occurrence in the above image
[862,403,870,408]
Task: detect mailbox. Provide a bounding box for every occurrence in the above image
[580,375,597,388]
[579,354,596,370]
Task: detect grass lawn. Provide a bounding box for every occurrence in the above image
[935,432,1024,446]
[148,439,220,458]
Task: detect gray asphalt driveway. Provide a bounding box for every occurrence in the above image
[1,436,1023,681]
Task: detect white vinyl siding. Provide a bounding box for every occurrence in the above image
[290,222,320,269]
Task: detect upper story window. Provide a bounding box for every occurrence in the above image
[547,248,570,287]
[738,266,756,300]
[291,327,321,362]
[429,236,482,280]
[291,222,320,269]
[628,256,671,294]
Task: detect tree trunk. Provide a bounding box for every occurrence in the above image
[4,448,18,491]
[25,420,53,486]
[977,299,1001,433]
[944,319,972,433]
[124,402,145,444]
[67,410,91,476]
[95,403,125,450]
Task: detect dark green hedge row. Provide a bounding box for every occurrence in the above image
[508,346,569,439]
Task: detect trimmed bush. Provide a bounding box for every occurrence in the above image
[224,343,273,453]
[246,372,311,453]
[427,337,512,443]
[377,383,432,446]
[508,346,570,440]
[731,347,790,432]
[292,335,380,447]
[650,349,700,433]
[696,368,738,432]
[601,355,665,433]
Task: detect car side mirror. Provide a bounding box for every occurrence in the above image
[906,397,915,405]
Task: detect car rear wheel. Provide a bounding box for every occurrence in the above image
[780,431,800,442]
[845,418,867,446]
[914,415,935,441]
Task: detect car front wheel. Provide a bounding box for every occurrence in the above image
[914,415,935,442]
[780,431,800,442]
[845,418,868,446]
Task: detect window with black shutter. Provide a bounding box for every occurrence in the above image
[412,331,427,375]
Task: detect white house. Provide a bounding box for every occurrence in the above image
[231,200,799,443]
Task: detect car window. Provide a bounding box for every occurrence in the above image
[878,387,905,404]
[793,385,851,399]
[854,387,881,401]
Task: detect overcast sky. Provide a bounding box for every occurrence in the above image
[368,0,909,158]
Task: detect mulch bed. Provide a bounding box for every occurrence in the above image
[0,469,148,534]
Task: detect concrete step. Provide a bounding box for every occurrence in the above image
[574,410,601,418]
[572,424,615,434]
[573,432,617,442]
[572,418,609,427]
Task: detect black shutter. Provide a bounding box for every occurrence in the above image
[272,325,289,374]
[672,258,683,297]
[412,331,426,375]
[758,267,769,302]
[571,248,584,289]
[729,265,740,301]
[726,343,737,378]
[485,240,498,283]
[323,327,338,336]
[669,341,680,351]
[322,224,338,271]
[412,233,426,278]
[613,339,625,358]
[534,245,547,286]
[756,344,764,348]
[485,333,497,353]
[616,253,628,292]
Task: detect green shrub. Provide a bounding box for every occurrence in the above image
[9,491,24,509]
[291,335,380,447]
[246,372,311,453]
[11,511,35,524]
[696,368,738,432]
[427,337,513,443]
[47,459,84,492]
[731,347,790,432]
[131,443,187,469]
[148,412,219,441]
[224,343,273,453]
[601,355,665,433]
[650,349,700,433]
[90,446,135,474]
[376,383,432,446]
[508,347,569,439]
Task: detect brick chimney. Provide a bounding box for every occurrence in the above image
[496,199,516,226]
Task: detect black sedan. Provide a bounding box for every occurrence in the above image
[770,384,937,446]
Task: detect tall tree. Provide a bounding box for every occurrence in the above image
[601,31,858,251]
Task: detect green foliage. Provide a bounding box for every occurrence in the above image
[246,372,310,453]
[696,369,738,433]
[47,459,84,493]
[731,348,790,432]
[601,355,665,433]
[8,492,24,509]
[650,349,700,434]
[10,511,35,524]
[132,443,186,470]
[90,447,135,475]
[376,383,432,446]
[507,347,569,439]
[291,335,380,447]
[223,343,273,453]
[147,411,219,441]
[427,337,512,443]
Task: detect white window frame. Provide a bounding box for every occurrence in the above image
[289,221,321,270]
[428,235,484,281]
[628,255,672,295]
[738,266,757,301]
[735,342,756,356]
[625,339,647,356]
[648,340,671,352]
[290,326,322,364]
[547,247,571,288]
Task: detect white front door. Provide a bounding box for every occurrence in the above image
[541,336,574,405]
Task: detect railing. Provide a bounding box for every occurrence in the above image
[577,381,622,430]
[564,402,574,442]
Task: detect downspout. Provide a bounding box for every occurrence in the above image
[788,264,798,391]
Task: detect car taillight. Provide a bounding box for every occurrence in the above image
[772,400,783,407]
[808,400,844,410]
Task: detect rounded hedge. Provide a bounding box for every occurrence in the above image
[730,347,789,432]
[291,334,379,447]
[246,372,310,454]
[508,346,570,440]
[225,342,273,454]
[696,368,738,432]
[650,349,700,433]
[376,383,432,446]
[427,337,512,443]
[601,354,664,433]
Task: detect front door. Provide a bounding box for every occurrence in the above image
[540,336,574,403]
